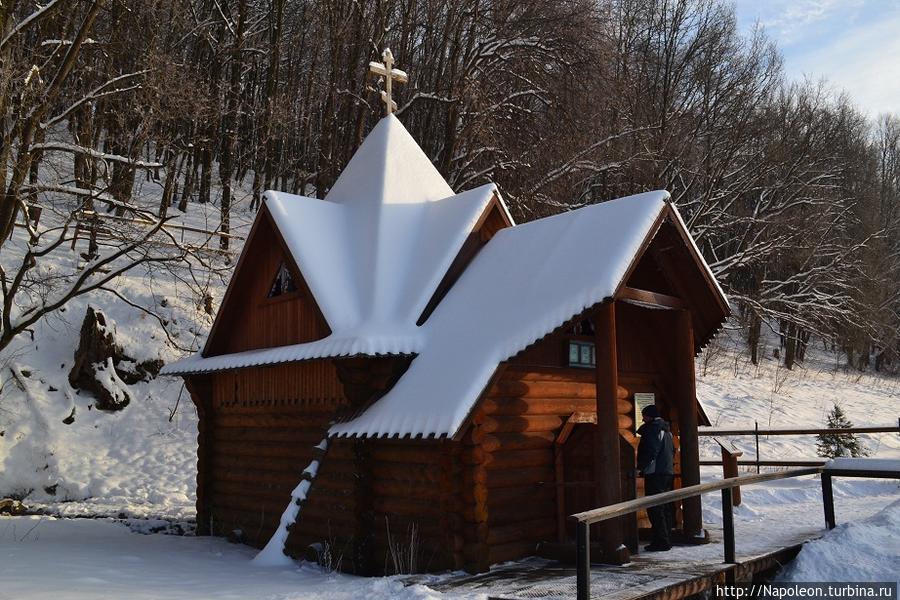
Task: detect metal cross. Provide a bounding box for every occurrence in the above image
[369,48,408,116]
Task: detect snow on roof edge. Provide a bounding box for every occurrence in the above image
[493,188,516,226]
[160,335,422,376]
[667,200,729,308]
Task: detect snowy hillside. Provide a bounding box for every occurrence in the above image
[0,174,254,519]
[697,328,900,463]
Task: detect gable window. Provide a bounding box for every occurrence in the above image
[568,340,595,368]
[267,262,298,298]
[566,318,595,368]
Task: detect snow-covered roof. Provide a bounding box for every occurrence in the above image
[329,190,672,439]
[267,180,497,335]
[162,115,502,375]
[159,333,422,375]
[164,115,728,441]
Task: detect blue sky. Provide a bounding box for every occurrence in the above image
[732,0,900,118]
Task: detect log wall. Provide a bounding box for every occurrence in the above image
[200,361,347,552]
[470,366,619,566]
[282,438,459,575]
[469,318,685,568]
[191,298,696,574]
[368,440,457,574]
[285,437,360,570]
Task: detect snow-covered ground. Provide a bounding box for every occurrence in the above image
[697,328,900,462]
[1,477,897,599]
[0,168,255,518]
[778,494,900,583]
[1,171,899,596]
[0,515,446,600]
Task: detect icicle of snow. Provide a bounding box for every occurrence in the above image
[302,460,319,478]
[252,437,329,567]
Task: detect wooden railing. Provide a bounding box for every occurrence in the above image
[698,420,900,473]
[570,467,821,600]
[699,459,826,467]
[570,460,900,600]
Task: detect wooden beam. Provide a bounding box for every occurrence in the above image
[593,302,628,564]
[352,439,375,575]
[675,310,703,537]
[700,425,900,436]
[184,376,213,535]
[618,286,685,310]
[572,467,822,524]
[555,442,566,543]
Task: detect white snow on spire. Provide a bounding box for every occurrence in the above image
[163,115,499,375]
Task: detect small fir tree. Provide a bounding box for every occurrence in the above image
[816,404,868,458]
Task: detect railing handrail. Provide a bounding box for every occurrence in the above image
[699,459,826,467]
[698,424,899,436]
[571,466,821,525]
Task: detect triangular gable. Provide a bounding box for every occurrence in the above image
[172,115,506,372]
[164,180,509,374]
[329,192,729,440]
[616,204,729,352]
[264,182,502,335]
[203,205,330,357]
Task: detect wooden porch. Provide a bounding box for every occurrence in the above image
[405,460,900,599]
[417,530,809,600]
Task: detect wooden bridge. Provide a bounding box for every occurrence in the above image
[415,459,900,600]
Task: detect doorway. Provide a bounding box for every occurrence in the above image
[557,422,638,552]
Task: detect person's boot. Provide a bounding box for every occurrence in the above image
[643,542,672,552]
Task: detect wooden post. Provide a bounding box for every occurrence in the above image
[822,474,836,530]
[462,425,491,573]
[721,487,735,564]
[593,302,627,564]
[755,421,761,474]
[576,521,590,600]
[676,310,703,538]
[555,443,566,543]
[443,443,466,571]
[184,376,213,535]
[718,441,743,506]
[353,438,375,574]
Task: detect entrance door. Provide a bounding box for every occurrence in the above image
[560,423,638,551]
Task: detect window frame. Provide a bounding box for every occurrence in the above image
[263,261,302,304]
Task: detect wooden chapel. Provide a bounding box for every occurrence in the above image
[162,53,729,575]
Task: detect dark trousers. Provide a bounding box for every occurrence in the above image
[644,474,674,546]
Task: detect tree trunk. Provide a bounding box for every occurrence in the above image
[217,0,247,251]
[748,310,761,365]
[783,322,796,370]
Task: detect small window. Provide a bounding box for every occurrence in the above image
[267,262,298,298]
[568,340,595,368]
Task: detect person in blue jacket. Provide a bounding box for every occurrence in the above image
[637,404,675,551]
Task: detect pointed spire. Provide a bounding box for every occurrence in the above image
[325,115,453,206]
